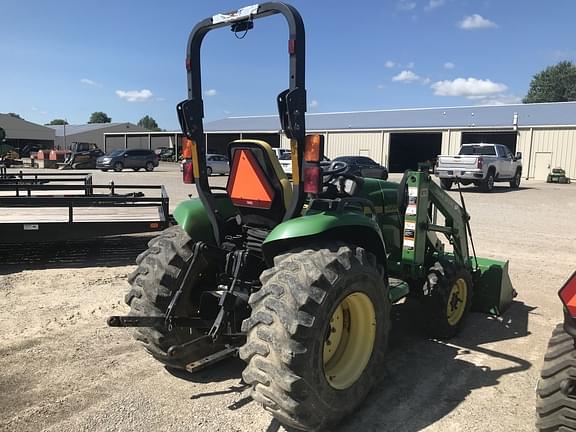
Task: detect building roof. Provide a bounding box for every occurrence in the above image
[0,113,55,140]
[48,122,143,136]
[204,101,576,132]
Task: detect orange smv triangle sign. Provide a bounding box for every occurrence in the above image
[227,149,275,209]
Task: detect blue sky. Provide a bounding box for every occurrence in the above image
[1,0,575,130]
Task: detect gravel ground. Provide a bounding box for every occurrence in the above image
[1,164,575,432]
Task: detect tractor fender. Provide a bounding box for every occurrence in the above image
[172,196,237,244]
[262,212,387,268]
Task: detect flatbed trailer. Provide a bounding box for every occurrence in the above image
[0,169,170,243]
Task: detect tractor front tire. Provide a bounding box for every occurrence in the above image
[125,225,221,369]
[422,261,473,340]
[536,323,576,431]
[240,244,390,431]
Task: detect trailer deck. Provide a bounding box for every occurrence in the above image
[0,169,170,243]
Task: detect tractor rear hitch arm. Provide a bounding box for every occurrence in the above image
[107,316,212,329]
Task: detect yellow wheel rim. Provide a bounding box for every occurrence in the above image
[446,278,468,326]
[323,292,376,390]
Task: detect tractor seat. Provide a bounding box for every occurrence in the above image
[226,140,292,228]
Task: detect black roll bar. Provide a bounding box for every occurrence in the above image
[176,2,306,245]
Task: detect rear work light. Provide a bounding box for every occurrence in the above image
[303,166,321,194]
[304,134,324,163]
[477,157,484,170]
[182,138,194,159]
[182,161,195,184]
[559,271,576,318]
[302,135,324,195]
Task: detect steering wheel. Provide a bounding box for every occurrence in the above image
[322,161,348,181]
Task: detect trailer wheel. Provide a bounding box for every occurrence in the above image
[240,244,390,431]
[536,324,576,431]
[422,261,473,339]
[125,225,221,369]
[113,162,124,172]
[440,179,453,190]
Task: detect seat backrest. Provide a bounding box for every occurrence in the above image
[226,140,292,228]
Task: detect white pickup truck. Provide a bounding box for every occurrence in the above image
[436,143,523,192]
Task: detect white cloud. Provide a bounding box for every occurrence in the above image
[392,70,420,83]
[397,0,416,10]
[458,14,497,30]
[204,89,218,97]
[425,0,445,10]
[421,77,431,85]
[406,61,415,69]
[444,62,455,69]
[80,78,101,87]
[309,100,319,109]
[115,89,154,102]
[385,60,396,68]
[431,78,507,98]
[377,84,386,89]
[474,94,522,105]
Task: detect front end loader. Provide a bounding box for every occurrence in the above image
[108,3,515,430]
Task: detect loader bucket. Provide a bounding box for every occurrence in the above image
[471,257,515,316]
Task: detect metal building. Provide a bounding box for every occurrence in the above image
[204,101,576,180]
[47,123,148,150]
[0,113,55,156]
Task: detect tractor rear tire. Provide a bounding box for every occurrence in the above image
[440,179,453,190]
[125,225,222,369]
[240,244,390,431]
[536,324,576,431]
[422,261,473,340]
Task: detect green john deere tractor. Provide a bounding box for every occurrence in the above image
[108,3,515,430]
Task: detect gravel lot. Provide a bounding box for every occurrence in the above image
[1,163,575,432]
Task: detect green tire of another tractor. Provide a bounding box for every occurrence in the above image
[422,261,473,340]
[240,243,391,431]
[536,323,576,431]
[125,225,223,369]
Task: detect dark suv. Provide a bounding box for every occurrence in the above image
[97,149,159,172]
[332,156,388,179]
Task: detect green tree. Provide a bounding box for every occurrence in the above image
[88,111,112,123]
[137,115,161,131]
[8,112,22,119]
[47,119,68,125]
[523,61,576,103]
